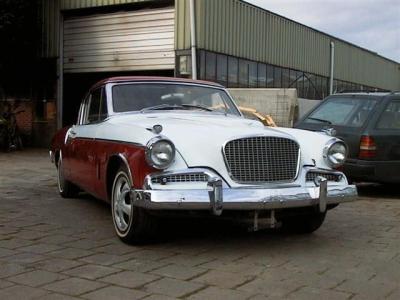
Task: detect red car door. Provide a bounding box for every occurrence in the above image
[66,88,105,196]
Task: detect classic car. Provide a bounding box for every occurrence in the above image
[50,77,357,243]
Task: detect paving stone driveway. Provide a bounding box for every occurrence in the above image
[0,149,399,300]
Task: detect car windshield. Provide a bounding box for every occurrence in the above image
[305,97,378,127]
[112,83,241,116]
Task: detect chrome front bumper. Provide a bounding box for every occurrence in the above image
[130,178,357,215]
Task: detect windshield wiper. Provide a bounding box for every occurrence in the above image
[307,117,332,125]
[141,104,185,112]
[141,104,214,113]
[181,104,214,111]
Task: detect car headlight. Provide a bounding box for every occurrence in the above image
[323,140,347,168]
[145,137,175,169]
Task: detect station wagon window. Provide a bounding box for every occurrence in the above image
[305,97,378,127]
[86,87,107,124]
[112,83,240,116]
[376,100,400,130]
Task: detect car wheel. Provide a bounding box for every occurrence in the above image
[57,153,79,198]
[281,211,326,234]
[111,166,157,244]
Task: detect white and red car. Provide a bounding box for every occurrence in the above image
[50,77,357,243]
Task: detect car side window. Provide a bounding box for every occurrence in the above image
[376,100,400,130]
[99,88,108,121]
[85,87,107,124]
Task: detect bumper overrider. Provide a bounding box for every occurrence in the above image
[130,173,357,215]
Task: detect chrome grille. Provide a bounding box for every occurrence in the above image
[306,172,342,182]
[224,136,299,183]
[151,173,208,184]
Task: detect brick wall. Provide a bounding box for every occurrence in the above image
[0,100,33,136]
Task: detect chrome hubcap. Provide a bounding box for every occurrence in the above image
[113,174,132,232]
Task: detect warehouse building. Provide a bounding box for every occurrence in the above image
[38,0,400,134]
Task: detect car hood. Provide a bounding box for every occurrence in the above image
[108,112,294,146]
[103,112,332,186]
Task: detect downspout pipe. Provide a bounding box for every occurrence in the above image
[189,0,197,80]
[329,41,335,95]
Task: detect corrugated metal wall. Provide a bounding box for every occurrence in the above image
[334,40,400,89]
[41,0,61,57]
[41,0,400,90]
[40,0,161,57]
[60,0,153,10]
[63,8,175,73]
[175,0,400,90]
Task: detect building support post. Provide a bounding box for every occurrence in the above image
[189,0,197,80]
[329,41,335,95]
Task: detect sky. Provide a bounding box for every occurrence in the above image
[246,0,400,63]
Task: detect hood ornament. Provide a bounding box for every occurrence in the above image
[321,127,337,137]
[148,124,163,134]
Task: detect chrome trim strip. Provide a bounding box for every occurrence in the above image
[130,184,357,211]
[95,138,144,148]
[144,168,228,189]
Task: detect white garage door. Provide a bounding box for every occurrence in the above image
[63,7,175,73]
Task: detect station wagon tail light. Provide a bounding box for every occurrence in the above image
[359,135,376,159]
[145,137,176,169]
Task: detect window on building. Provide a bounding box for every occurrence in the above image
[333,79,339,93]
[281,68,290,88]
[198,50,206,80]
[274,66,282,88]
[228,56,238,87]
[306,73,316,99]
[266,65,274,88]
[287,69,296,88]
[337,80,345,93]
[178,55,192,77]
[205,52,216,81]
[239,59,249,87]
[249,61,258,88]
[296,71,304,98]
[321,77,328,99]
[314,76,322,99]
[257,63,267,88]
[216,54,228,85]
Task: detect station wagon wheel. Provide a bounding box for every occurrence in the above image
[111,166,158,243]
[57,152,79,198]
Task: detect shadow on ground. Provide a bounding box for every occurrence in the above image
[356,182,400,199]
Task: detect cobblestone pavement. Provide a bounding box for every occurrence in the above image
[0,149,399,300]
